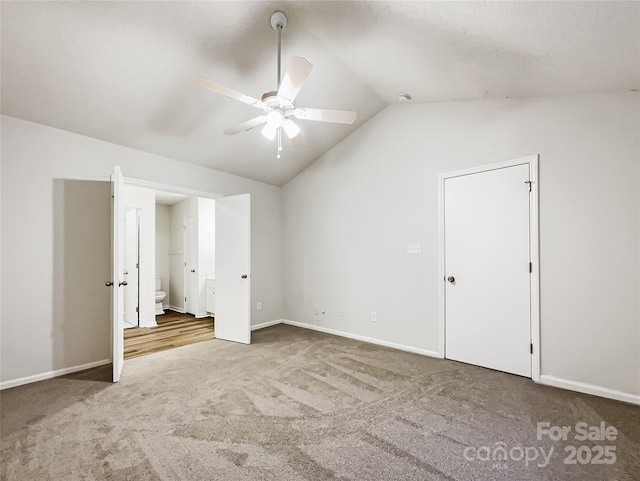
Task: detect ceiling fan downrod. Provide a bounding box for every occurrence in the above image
[271,11,287,158]
[270,11,287,90]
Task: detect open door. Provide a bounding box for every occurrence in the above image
[215,194,251,344]
[110,166,126,382]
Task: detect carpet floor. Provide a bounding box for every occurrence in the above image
[1,324,639,480]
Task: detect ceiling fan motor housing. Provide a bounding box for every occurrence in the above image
[262,94,295,117]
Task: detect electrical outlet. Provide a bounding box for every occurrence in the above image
[371,312,377,322]
[407,242,422,254]
[257,302,262,311]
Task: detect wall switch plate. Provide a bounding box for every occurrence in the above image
[407,242,422,254]
[371,312,377,322]
[257,302,262,311]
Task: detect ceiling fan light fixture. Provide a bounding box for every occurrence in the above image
[266,110,284,128]
[261,123,277,140]
[283,118,301,139]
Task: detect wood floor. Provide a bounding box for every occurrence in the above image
[124,311,215,360]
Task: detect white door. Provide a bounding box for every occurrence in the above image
[444,163,531,377]
[123,208,139,327]
[184,216,197,314]
[215,194,251,344]
[110,166,126,382]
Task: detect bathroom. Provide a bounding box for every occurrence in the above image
[121,183,216,332]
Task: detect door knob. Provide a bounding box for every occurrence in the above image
[447,276,455,283]
[119,280,128,287]
[105,281,113,287]
[190,269,196,273]
[241,274,248,279]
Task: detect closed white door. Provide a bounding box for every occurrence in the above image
[110,166,125,382]
[123,208,139,327]
[184,216,197,314]
[215,194,251,344]
[444,163,531,377]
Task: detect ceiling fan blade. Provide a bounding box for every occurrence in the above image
[195,77,265,109]
[277,56,313,102]
[283,119,307,149]
[293,108,356,124]
[223,116,267,135]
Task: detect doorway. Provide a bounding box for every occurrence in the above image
[439,155,540,379]
[109,168,253,381]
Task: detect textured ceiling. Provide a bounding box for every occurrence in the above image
[2,1,638,186]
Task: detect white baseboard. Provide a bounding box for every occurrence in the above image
[281,319,442,358]
[539,375,640,406]
[167,305,185,314]
[195,312,210,319]
[0,359,111,391]
[251,319,284,331]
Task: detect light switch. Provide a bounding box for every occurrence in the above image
[407,242,422,254]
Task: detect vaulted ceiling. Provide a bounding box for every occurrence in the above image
[2,1,638,186]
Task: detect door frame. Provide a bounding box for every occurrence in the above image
[123,177,222,201]
[437,155,540,382]
[123,177,221,317]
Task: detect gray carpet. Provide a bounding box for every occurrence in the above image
[1,325,639,480]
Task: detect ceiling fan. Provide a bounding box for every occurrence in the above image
[195,10,357,158]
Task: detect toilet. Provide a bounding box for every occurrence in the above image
[155,277,166,315]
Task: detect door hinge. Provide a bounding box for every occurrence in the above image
[136,263,139,269]
[135,306,139,313]
[530,343,533,354]
[185,297,187,302]
[524,180,533,192]
[529,262,532,273]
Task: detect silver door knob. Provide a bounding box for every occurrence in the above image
[447,276,455,283]
[241,274,248,279]
[119,280,128,287]
[105,281,113,287]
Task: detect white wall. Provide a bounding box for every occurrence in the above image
[122,184,156,328]
[282,92,640,398]
[0,115,283,386]
[197,197,215,316]
[155,204,171,307]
